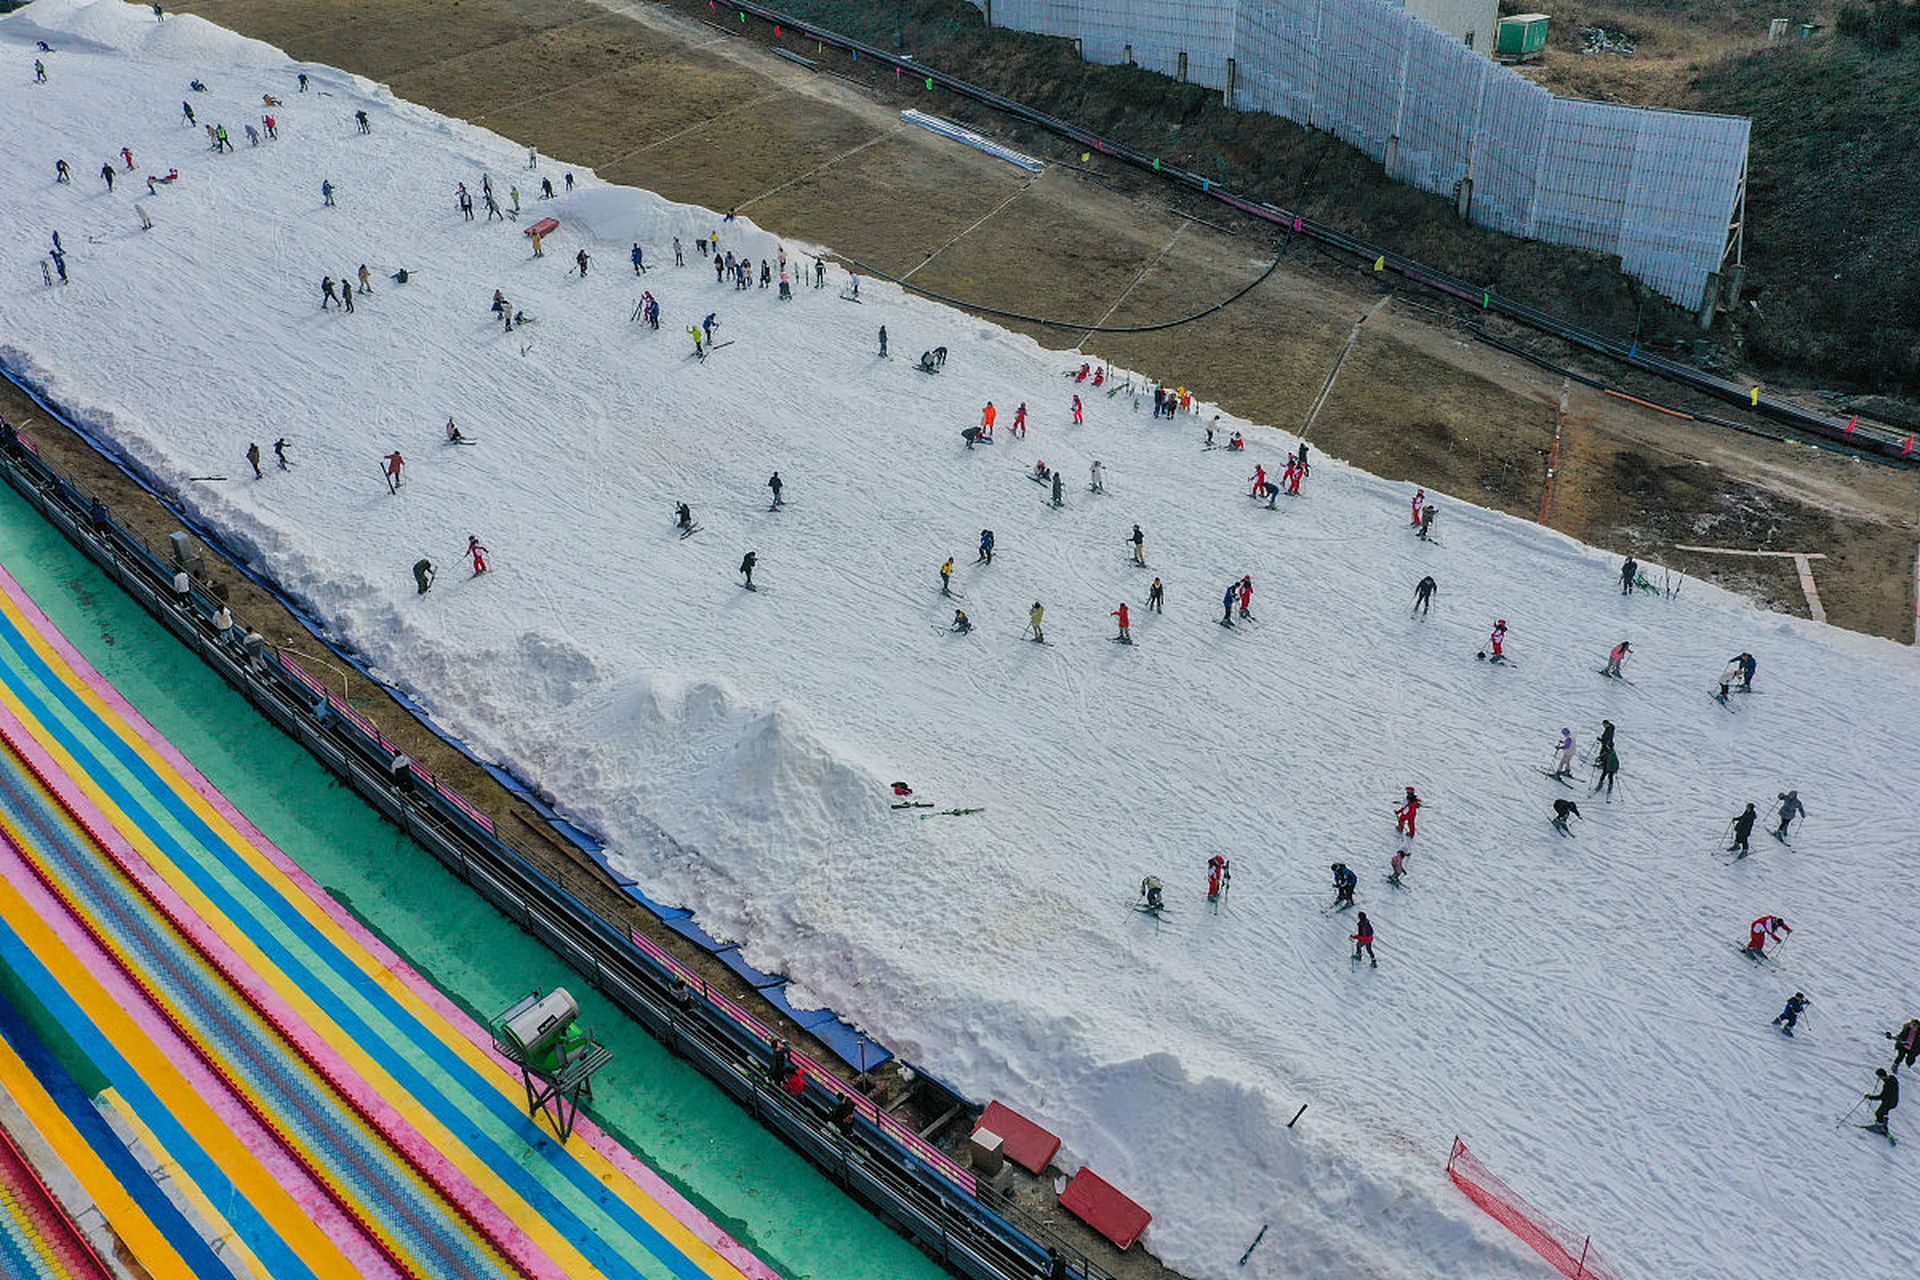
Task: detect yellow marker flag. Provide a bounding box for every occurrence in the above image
[1080,152,1091,163]
[1750,386,1761,407]
[1373,255,1385,272]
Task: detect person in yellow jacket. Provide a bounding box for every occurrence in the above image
[940,557,955,596]
[1027,601,1045,644]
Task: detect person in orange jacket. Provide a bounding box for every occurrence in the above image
[981,401,996,440]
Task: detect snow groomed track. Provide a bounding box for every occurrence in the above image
[0,562,780,1280]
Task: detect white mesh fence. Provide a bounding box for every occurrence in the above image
[966,0,1747,308]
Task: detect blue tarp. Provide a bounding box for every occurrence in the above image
[717,948,788,991]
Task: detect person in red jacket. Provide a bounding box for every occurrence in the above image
[1351,912,1376,966]
[1286,456,1303,494]
[1411,488,1426,526]
[1237,575,1254,620]
[1396,787,1421,838]
[1111,602,1131,644]
[1250,464,1267,498]
[466,534,489,575]
[383,449,405,492]
[1745,915,1791,957]
[1071,394,1084,425]
[1207,853,1229,900]
[1012,402,1027,438]
[1486,619,1508,663]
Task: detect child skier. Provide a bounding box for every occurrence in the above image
[466,534,489,574]
[1027,601,1045,644]
[1550,798,1582,835]
[1551,727,1576,778]
[1395,787,1421,838]
[1411,488,1425,526]
[1111,602,1131,644]
[1350,913,1376,966]
[1387,849,1410,885]
[1772,993,1808,1036]
[1207,854,1229,900]
[1330,863,1357,907]
[1483,619,1508,663]
[1605,640,1632,677]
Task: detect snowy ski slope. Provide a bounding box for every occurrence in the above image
[4,5,1917,1278]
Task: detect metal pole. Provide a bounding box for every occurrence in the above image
[1575,1235,1589,1279]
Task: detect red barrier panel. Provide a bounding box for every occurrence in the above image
[1447,1138,1623,1280]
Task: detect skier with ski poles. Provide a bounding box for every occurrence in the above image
[1550,798,1583,835]
[274,438,291,470]
[466,534,489,574]
[1888,1018,1920,1071]
[1743,914,1792,958]
[1387,848,1410,885]
[1551,727,1576,778]
[940,557,954,596]
[1330,863,1357,907]
[1350,912,1376,967]
[1027,601,1045,644]
[1129,524,1145,566]
[739,551,757,589]
[1147,578,1163,613]
[1864,1069,1899,1134]
[1412,575,1436,617]
[1590,743,1619,796]
[1772,993,1808,1036]
[1774,791,1805,839]
[1605,639,1632,678]
[1220,581,1238,626]
[1238,575,1254,621]
[1728,803,1759,856]
[1111,602,1131,644]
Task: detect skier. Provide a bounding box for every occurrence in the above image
[976,529,994,564]
[100,162,115,191]
[940,557,954,596]
[1330,862,1357,907]
[55,158,71,184]
[273,438,291,470]
[383,450,405,492]
[1027,601,1045,644]
[1395,787,1421,838]
[1729,802,1758,856]
[1207,854,1229,900]
[1605,640,1632,678]
[1724,652,1756,693]
[980,402,996,439]
[1238,575,1254,621]
[1012,402,1027,437]
[1865,1069,1899,1133]
[322,179,335,207]
[1417,503,1437,542]
[183,100,196,125]
[631,243,646,274]
[687,325,703,358]
[121,147,136,170]
[466,534,489,575]
[1228,431,1245,452]
[1387,848,1410,885]
[412,558,435,594]
[1351,912,1376,967]
[1597,719,1616,754]
[1716,655,1744,700]
[1774,790,1805,838]
[1889,1019,1920,1071]
[298,72,309,91]
[357,264,372,294]
[1412,575,1436,617]
[1111,602,1131,644]
[1590,743,1620,796]
[1551,727,1576,778]
[1411,488,1425,526]
[1550,798,1582,835]
[445,419,466,443]
[1051,472,1063,508]
[1139,877,1166,914]
[1090,460,1105,494]
[768,472,783,509]
[703,312,718,345]
[1250,464,1268,499]
[739,551,757,589]
[1620,556,1638,595]
[1743,914,1792,958]
[542,177,555,200]
[245,442,262,479]
[1147,577,1163,613]
[1220,581,1237,626]
[675,502,693,532]
[1071,394,1084,425]
[1483,619,1508,663]
[1129,524,1145,566]
[878,325,887,358]
[35,58,47,83]
[949,609,972,634]
[341,280,354,313]
[1772,992,1808,1036]
[1283,456,1302,494]
[1205,416,1218,448]
[355,109,371,134]
[575,248,591,277]
[674,236,683,266]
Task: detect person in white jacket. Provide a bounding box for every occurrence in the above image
[1717,657,1744,700]
[1552,727,1576,778]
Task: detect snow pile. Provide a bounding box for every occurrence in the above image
[5,6,1918,1279]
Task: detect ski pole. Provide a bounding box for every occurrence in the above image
[1835,1095,1867,1129]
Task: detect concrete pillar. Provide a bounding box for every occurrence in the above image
[1178,50,1188,83]
[1695,271,1723,331]
[1455,177,1473,222]
[1724,263,1746,308]
[1226,57,1237,110]
[1385,134,1399,173]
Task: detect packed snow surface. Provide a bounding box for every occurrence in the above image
[6,5,1918,1278]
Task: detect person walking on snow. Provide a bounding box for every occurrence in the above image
[878,325,887,358]
[1865,1069,1899,1133]
[274,438,291,469]
[1620,557,1639,595]
[1744,914,1791,958]
[1889,1019,1920,1071]
[35,59,48,83]
[1772,992,1808,1036]
[466,534,489,575]
[1051,472,1064,509]
[356,109,371,134]
[55,159,71,184]
[100,162,115,191]
[1071,394,1084,425]
[1207,853,1230,900]
[1387,848,1410,885]
[575,248,591,278]
[1412,575,1436,617]
[321,276,339,309]
[383,450,404,492]
[1605,640,1632,678]
[767,472,783,508]
[939,557,954,596]
[738,551,757,589]
[1551,727,1576,778]
[341,280,354,313]
[1129,524,1145,567]
[1396,787,1421,838]
[1411,488,1426,526]
[322,179,335,207]
[1351,913,1376,967]
[357,264,372,294]
[1090,460,1105,494]
[1027,601,1045,644]
[182,100,197,125]
[1111,602,1131,644]
[1238,575,1254,621]
[1417,503,1437,541]
[1775,791,1805,838]
[1550,798,1582,835]
[1012,403,1027,438]
[631,243,646,274]
[1330,863,1357,907]
[976,529,994,565]
[121,147,136,170]
[413,558,435,594]
[245,442,262,479]
[1147,577,1163,613]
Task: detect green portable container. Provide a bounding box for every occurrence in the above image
[1496,13,1550,59]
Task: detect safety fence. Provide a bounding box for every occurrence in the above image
[1447,1137,1624,1280]
[973,0,1748,311]
[0,394,1116,1280]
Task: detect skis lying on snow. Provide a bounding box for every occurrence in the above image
[890,800,932,809]
[1537,768,1575,787]
[918,807,984,819]
[1239,1226,1269,1267]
